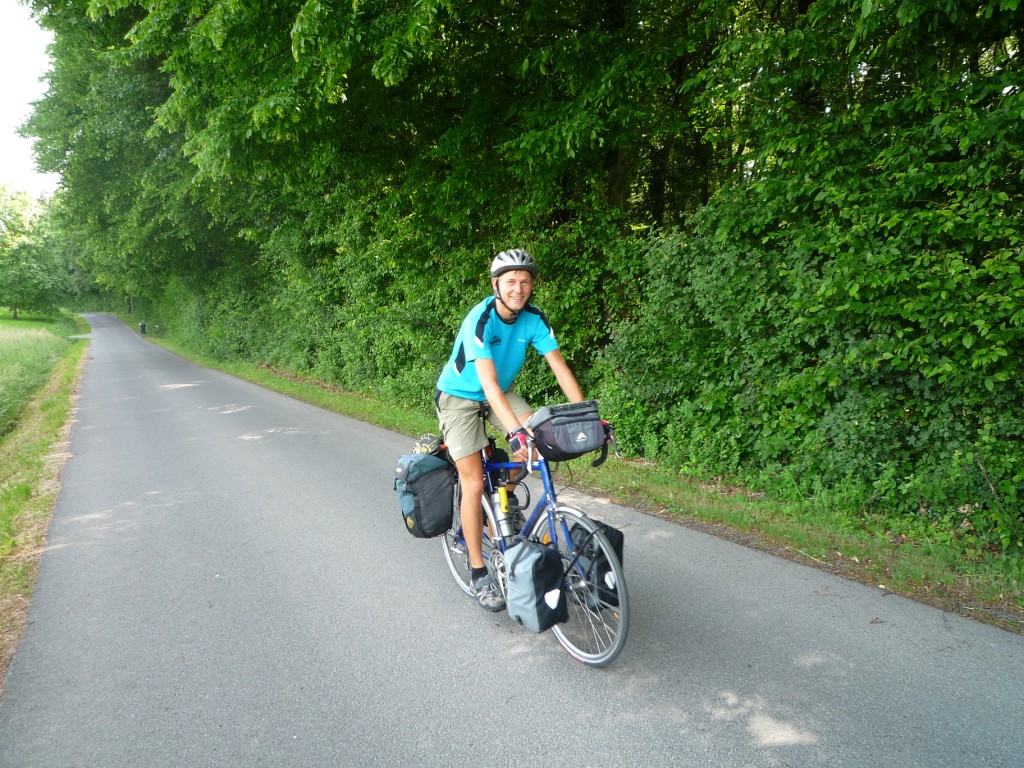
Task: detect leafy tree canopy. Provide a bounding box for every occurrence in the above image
[22,0,1024,556]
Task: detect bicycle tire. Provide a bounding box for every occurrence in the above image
[531,505,629,667]
[441,481,503,597]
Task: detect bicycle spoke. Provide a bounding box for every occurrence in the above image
[565,584,622,654]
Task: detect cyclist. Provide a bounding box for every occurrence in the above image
[435,248,587,611]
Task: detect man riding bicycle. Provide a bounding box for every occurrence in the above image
[435,249,587,612]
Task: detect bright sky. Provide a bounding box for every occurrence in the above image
[1,1,60,199]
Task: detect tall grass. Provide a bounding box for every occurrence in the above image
[0,326,72,439]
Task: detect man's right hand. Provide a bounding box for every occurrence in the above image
[508,426,530,459]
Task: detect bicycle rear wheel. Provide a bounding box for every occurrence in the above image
[441,481,502,596]
[531,505,629,668]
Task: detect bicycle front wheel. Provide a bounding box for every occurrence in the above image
[531,505,629,668]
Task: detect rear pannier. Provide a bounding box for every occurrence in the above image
[394,452,454,538]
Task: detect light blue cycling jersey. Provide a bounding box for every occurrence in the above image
[436,297,559,401]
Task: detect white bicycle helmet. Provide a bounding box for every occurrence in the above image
[490,249,536,278]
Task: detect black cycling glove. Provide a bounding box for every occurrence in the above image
[508,426,529,454]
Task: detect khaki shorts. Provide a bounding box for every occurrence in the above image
[435,390,532,462]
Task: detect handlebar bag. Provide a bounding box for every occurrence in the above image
[504,538,569,633]
[394,453,454,538]
[526,400,604,462]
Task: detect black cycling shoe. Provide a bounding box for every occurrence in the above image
[506,492,527,533]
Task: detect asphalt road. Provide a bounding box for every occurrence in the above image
[1,313,1022,767]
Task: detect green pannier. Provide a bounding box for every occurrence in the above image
[394,453,454,538]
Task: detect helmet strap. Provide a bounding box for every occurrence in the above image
[493,280,520,323]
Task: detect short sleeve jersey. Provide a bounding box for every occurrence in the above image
[436,297,559,401]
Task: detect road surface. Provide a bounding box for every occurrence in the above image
[1,313,1022,767]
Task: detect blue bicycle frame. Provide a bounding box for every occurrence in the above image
[481,456,559,549]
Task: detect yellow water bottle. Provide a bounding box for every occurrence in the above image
[496,485,513,537]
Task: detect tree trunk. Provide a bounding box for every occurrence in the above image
[605,145,632,215]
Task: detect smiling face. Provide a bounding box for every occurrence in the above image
[492,269,534,318]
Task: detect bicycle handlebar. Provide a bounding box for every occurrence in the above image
[514,425,616,474]
[478,403,619,474]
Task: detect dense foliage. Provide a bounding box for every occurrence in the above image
[23,0,1023,559]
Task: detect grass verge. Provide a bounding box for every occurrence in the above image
[0,313,80,439]
[0,313,89,697]
[142,327,1022,635]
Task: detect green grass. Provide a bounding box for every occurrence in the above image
[134,319,1022,633]
[1,310,89,693]
[0,314,79,439]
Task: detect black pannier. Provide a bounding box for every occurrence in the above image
[570,521,624,609]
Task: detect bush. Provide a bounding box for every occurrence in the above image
[602,216,1024,556]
